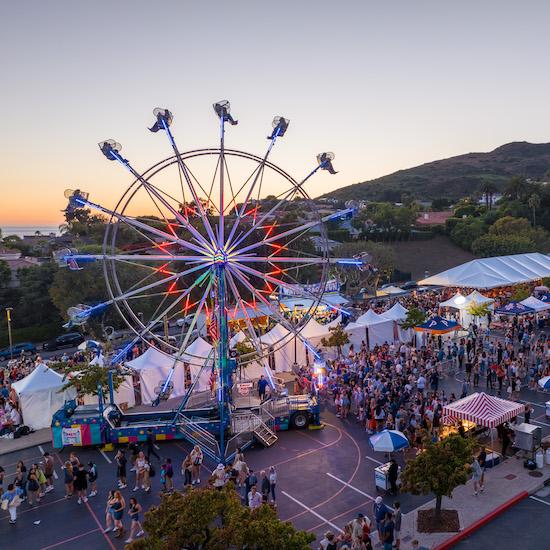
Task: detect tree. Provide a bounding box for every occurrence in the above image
[0,260,11,288]
[511,284,531,302]
[320,324,349,357]
[401,434,474,522]
[528,193,541,227]
[471,234,536,257]
[399,307,427,330]
[479,180,498,211]
[504,176,532,202]
[128,487,315,550]
[450,218,485,251]
[56,362,125,400]
[466,301,491,325]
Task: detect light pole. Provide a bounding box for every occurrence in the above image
[5,308,13,360]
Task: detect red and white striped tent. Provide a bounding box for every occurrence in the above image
[442,392,523,428]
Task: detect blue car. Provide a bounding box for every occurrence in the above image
[0,342,37,360]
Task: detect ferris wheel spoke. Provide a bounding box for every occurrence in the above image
[227,265,317,355]
[111,261,212,305]
[226,162,326,253]
[225,269,265,357]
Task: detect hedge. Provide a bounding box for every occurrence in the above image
[0,323,63,348]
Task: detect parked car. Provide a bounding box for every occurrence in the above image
[400,281,418,290]
[42,332,84,351]
[0,342,37,360]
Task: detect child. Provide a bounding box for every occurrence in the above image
[165,458,174,493]
[160,463,167,492]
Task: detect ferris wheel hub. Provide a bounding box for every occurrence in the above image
[213,248,229,265]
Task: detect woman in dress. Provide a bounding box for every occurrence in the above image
[125,497,144,543]
[26,467,40,506]
[103,490,116,533]
[111,490,126,538]
[181,454,193,488]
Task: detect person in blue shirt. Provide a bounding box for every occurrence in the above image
[257,375,268,402]
[2,483,23,524]
[373,496,390,538]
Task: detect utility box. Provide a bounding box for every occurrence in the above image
[514,422,542,454]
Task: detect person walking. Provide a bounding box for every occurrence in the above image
[2,483,23,524]
[471,455,483,496]
[115,449,127,489]
[181,455,193,488]
[103,490,116,533]
[111,490,126,538]
[73,463,89,504]
[133,451,147,492]
[190,445,203,485]
[43,452,55,493]
[478,447,487,490]
[373,496,389,539]
[248,485,262,509]
[164,458,174,493]
[269,466,277,503]
[145,428,161,461]
[26,468,40,506]
[63,461,74,498]
[524,403,533,424]
[88,461,98,497]
[260,470,270,503]
[125,497,144,543]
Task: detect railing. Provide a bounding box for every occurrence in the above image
[176,413,221,461]
[224,431,254,462]
[259,407,275,432]
[261,397,289,419]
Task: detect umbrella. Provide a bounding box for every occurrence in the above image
[538,376,550,390]
[78,340,101,351]
[494,301,534,315]
[414,316,461,334]
[369,429,409,452]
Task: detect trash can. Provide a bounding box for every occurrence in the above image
[536,451,544,469]
[546,449,550,465]
[546,401,550,418]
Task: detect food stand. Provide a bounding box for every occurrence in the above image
[374,462,402,492]
[369,429,409,492]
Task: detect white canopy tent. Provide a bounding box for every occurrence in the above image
[419,253,550,289]
[229,331,247,348]
[179,337,214,392]
[126,347,187,404]
[347,309,395,349]
[12,364,77,430]
[260,323,306,372]
[81,375,136,409]
[520,296,550,312]
[381,302,411,343]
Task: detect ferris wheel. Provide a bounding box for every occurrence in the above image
[59,102,359,396]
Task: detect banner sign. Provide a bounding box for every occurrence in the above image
[61,427,82,446]
[279,278,340,298]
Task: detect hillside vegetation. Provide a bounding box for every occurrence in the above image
[323,141,550,202]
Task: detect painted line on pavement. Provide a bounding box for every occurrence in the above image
[282,490,343,533]
[38,445,45,454]
[85,500,116,550]
[98,448,112,464]
[40,528,100,550]
[154,444,161,450]
[364,455,383,465]
[326,473,394,510]
[529,495,550,506]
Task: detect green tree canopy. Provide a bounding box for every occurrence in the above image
[0,260,11,288]
[128,487,315,550]
[401,434,474,521]
[399,306,427,330]
[320,324,349,357]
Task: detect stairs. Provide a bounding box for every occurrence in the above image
[253,421,278,447]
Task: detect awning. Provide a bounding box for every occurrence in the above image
[494,301,535,315]
[414,316,461,334]
[442,392,523,428]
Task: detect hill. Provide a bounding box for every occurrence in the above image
[322,141,550,202]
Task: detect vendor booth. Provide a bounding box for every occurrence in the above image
[443,392,524,461]
[260,323,306,372]
[381,302,411,342]
[520,296,550,313]
[12,364,77,430]
[494,301,535,316]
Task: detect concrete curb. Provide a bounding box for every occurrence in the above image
[433,490,529,550]
[0,428,51,456]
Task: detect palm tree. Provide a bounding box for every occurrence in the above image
[504,176,529,201]
[479,181,497,210]
[528,193,541,227]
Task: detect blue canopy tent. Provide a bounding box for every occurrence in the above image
[494,301,535,315]
[538,293,550,303]
[414,316,461,334]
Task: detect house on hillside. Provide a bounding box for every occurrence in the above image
[416,211,453,226]
[0,247,42,287]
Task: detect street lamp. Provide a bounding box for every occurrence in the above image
[5,308,13,360]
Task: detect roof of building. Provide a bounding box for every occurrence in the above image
[416,211,453,225]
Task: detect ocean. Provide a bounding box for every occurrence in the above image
[1,226,61,238]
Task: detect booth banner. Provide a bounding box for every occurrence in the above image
[279,278,340,297]
[61,427,82,446]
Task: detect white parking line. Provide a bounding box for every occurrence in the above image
[98,449,112,464]
[38,445,45,455]
[530,496,550,506]
[364,455,383,465]
[154,444,160,450]
[53,470,59,480]
[326,473,395,510]
[282,491,343,533]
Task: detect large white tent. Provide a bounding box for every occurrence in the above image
[346,309,395,349]
[260,324,306,372]
[419,253,550,289]
[12,364,77,430]
[381,302,411,342]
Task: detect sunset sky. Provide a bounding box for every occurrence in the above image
[2,0,550,225]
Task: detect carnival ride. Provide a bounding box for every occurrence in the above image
[52,102,361,462]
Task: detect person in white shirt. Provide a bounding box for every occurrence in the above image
[248,485,262,509]
[211,464,226,489]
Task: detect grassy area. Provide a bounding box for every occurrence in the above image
[390,234,476,281]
